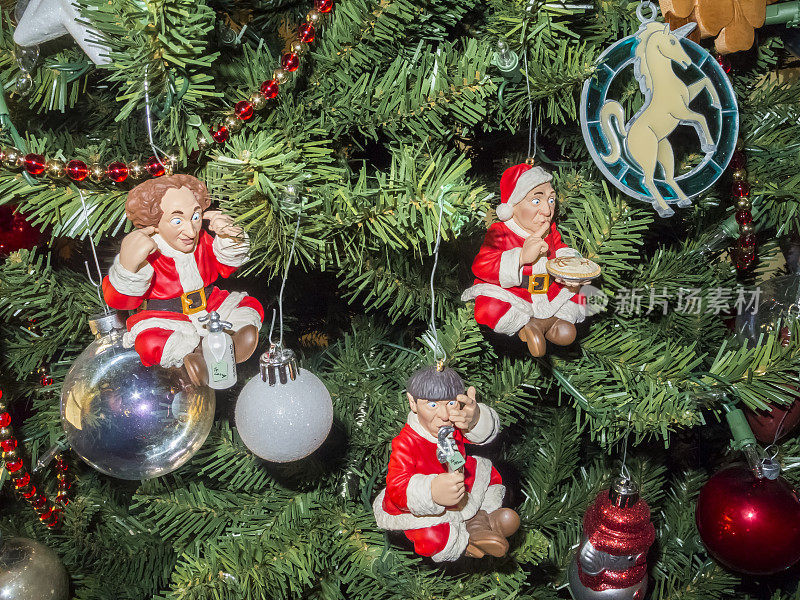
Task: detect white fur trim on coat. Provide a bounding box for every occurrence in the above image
[431,523,471,562]
[212,233,250,267]
[108,256,154,297]
[122,317,200,368]
[462,283,581,323]
[482,484,506,515]
[493,305,533,335]
[499,248,523,288]
[153,234,205,292]
[504,218,530,239]
[464,405,500,444]
[406,474,446,516]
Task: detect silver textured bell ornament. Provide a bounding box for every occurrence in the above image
[0,533,69,600]
[60,312,215,480]
[235,345,333,462]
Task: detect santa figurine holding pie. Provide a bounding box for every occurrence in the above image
[462,164,600,357]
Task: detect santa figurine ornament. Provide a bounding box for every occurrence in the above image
[373,365,520,561]
[462,164,600,357]
[568,477,656,600]
[102,175,264,387]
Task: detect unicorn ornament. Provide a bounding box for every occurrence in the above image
[581,5,739,218]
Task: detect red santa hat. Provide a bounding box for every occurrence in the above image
[496,164,553,222]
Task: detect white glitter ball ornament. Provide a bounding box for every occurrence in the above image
[235,346,333,462]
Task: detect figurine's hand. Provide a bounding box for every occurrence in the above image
[555,278,592,295]
[431,471,466,506]
[205,210,244,238]
[519,223,550,266]
[119,226,158,272]
[449,386,479,431]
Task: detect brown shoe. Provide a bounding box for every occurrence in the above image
[464,510,509,558]
[518,321,546,357]
[232,325,259,363]
[544,319,576,346]
[488,508,520,538]
[183,352,209,387]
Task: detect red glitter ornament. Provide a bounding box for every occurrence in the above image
[735,210,753,225]
[106,161,129,183]
[732,181,751,197]
[235,100,254,121]
[0,412,10,428]
[0,205,41,254]
[211,126,229,144]
[1,438,17,452]
[13,472,30,488]
[281,52,300,72]
[145,156,166,177]
[696,466,800,574]
[314,0,333,13]
[298,22,316,43]
[260,79,279,99]
[23,153,46,176]
[66,159,89,181]
[5,457,23,472]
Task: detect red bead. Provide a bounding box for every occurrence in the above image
[732,181,750,197]
[0,390,3,400]
[56,460,68,472]
[1,438,17,452]
[716,54,732,74]
[106,161,129,183]
[66,160,89,181]
[46,516,60,528]
[281,52,300,72]
[38,508,54,521]
[55,493,69,505]
[696,466,800,574]
[40,375,53,386]
[314,0,334,13]
[730,151,746,170]
[23,153,46,176]
[13,472,30,488]
[298,22,316,43]
[5,457,23,472]
[30,495,47,509]
[739,233,757,248]
[211,126,229,144]
[735,210,753,225]
[21,485,36,499]
[260,79,279,99]
[235,100,254,121]
[0,412,10,428]
[145,156,165,177]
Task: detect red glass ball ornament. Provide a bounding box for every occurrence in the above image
[235,100,254,121]
[735,210,753,225]
[716,54,732,74]
[211,126,229,144]
[1,438,17,452]
[5,457,23,473]
[13,472,30,488]
[38,507,54,521]
[106,161,129,183]
[66,159,89,181]
[730,151,746,170]
[746,398,800,444]
[314,0,333,13]
[0,412,10,428]
[21,485,37,499]
[298,22,316,43]
[260,79,279,99]
[0,207,41,254]
[696,466,800,574]
[281,52,300,72]
[732,181,751,197]
[23,153,46,176]
[145,156,166,177]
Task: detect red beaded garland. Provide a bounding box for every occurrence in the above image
[145,156,166,177]
[732,181,751,197]
[23,154,46,175]
[260,79,279,99]
[281,52,300,72]
[298,22,316,43]
[5,457,24,472]
[235,101,254,121]
[106,161,129,183]
[38,508,54,522]
[315,0,334,13]
[20,485,37,499]
[0,412,10,428]
[211,126,230,144]
[13,472,30,488]
[735,210,753,225]
[66,160,89,181]
[1,438,17,452]
[740,233,757,248]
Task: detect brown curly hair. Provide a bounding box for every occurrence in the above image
[126,174,212,228]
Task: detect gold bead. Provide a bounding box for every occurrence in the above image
[3,148,23,169]
[290,40,308,55]
[249,92,266,111]
[196,136,210,151]
[3,448,18,460]
[224,115,243,133]
[273,68,289,84]
[732,169,747,182]
[307,8,322,23]
[89,163,105,183]
[46,159,66,179]
[0,401,6,413]
[127,160,146,180]
[736,197,752,211]
[0,427,13,439]
[740,223,754,235]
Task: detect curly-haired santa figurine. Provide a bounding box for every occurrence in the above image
[462,164,593,357]
[102,175,264,386]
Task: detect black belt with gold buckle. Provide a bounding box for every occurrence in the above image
[521,274,549,294]
[143,286,211,315]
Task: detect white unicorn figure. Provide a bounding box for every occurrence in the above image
[599,22,721,217]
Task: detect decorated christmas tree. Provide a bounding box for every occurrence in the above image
[2,0,800,597]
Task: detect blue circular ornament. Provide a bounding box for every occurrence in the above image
[580,8,738,218]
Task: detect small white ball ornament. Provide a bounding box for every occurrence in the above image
[235,345,333,462]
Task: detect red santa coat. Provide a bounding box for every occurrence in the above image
[102,230,263,368]
[461,219,585,335]
[372,405,505,562]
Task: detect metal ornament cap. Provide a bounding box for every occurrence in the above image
[609,476,640,508]
[259,345,299,386]
[88,311,124,338]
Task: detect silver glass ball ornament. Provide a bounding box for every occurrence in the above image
[0,534,69,600]
[61,312,215,480]
[235,346,333,462]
